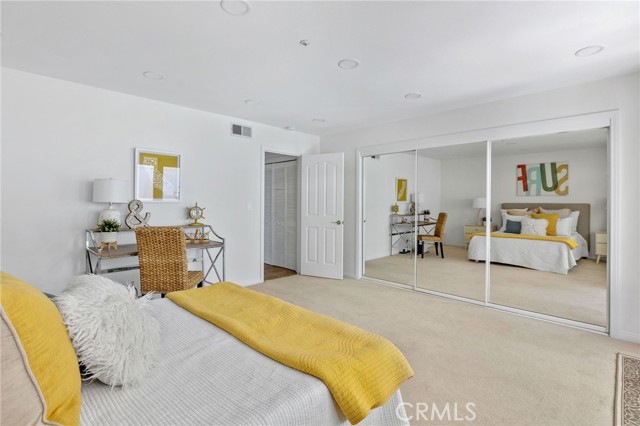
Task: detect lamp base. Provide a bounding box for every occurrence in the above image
[98,207,121,226]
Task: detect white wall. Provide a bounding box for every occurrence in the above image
[320,72,639,342]
[363,153,440,260]
[439,154,487,246]
[1,68,319,293]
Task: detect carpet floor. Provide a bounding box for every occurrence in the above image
[252,275,639,426]
[365,245,607,326]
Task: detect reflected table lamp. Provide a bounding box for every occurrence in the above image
[93,178,129,225]
[472,197,486,226]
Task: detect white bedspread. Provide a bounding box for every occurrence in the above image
[81,299,409,426]
[467,232,589,275]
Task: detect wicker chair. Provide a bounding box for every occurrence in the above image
[135,227,203,295]
[418,212,448,259]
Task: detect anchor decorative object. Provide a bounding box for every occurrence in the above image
[125,199,151,229]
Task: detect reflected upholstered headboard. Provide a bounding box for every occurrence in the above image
[501,203,590,249]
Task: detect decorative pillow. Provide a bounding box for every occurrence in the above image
[532,213,559,236]
[555,217,572,237]
[55,275,160,387]
[504,219,522,234]
[506,209,529,216]
[520,217,549,236]
[540,208,572,219]
[570,210,580,233]
[0,272,81,425]
[499,213,528,232]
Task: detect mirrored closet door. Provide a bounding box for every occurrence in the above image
[487,129,609,327]
[415,142,488,301]
[363,151,417,287]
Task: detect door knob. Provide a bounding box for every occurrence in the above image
[332,220,343,225]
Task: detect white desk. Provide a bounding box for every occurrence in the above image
[85,225,225,284]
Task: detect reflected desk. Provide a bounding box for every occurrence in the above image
[389,214,436,254]
[85,225,225,285]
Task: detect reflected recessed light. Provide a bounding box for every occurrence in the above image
[312,118,326,123]
[338,59,360,70]
[142,71,164,80]
[404,93,422,100]
[285,126,296,131]
[575,45,605,57]
[244,99,259,105]
[220,0,252,16]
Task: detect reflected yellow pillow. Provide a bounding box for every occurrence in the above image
[0,272,81,425]
[532,213,559,236]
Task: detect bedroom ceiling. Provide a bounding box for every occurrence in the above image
[2,1,638,136]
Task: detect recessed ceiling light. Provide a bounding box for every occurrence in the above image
[244,99,259,105]
[220,0,252,16]
[338,59,360,70]
[285,126,296,131]
[142,71,164,80]
[575,45,605,57]
[312,118,326,123]
[404,93,422,100]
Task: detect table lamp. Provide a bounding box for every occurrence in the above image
[472,197,486,226]
[93,178,129,225]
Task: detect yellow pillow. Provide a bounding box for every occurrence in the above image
[532,213,559,236]
[0,272,81,425]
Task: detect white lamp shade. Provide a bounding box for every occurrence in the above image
[93,179,129,204]
[472,197,486,209]
[411,192,426,204]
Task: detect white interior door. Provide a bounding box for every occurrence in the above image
[300,153,344,279]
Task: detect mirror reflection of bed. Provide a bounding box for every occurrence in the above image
[485,131,608,327]
[362,128,608,329]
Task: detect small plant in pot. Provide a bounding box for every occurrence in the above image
[97,219,120,244]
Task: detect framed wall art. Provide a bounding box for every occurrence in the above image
[134,148,181,202]
[396,178,408,202]
[516,161,569,196]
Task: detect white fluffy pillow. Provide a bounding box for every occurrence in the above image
[520,217,548,236]
[55,275,159,387]
[556,217,572,237]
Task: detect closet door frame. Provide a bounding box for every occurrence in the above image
[260,146,302,283]
[356,110,619,336]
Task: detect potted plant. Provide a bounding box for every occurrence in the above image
[97,218,120,244]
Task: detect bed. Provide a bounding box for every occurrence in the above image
[1,273,411,426]
[467,203,590,275]
[81,298,409,426]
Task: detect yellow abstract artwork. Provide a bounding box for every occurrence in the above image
[396,178,407,202]
[135,149,181,202]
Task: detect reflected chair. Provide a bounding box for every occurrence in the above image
[136,227,203,296]
[418,212,448,259]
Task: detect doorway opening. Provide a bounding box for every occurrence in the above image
[264,152,299,281]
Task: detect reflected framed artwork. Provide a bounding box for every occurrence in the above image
[396,178,408,202]
[134,148,181,202]
[516,161,569,196]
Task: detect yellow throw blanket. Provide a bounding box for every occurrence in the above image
[472,232,578,249]
[167,282,413,424]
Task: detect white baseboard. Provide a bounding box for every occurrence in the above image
[611,329,640,343]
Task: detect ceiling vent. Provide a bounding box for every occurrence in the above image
[231,123,252,138]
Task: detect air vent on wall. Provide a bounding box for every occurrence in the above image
[231,123,252,138]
